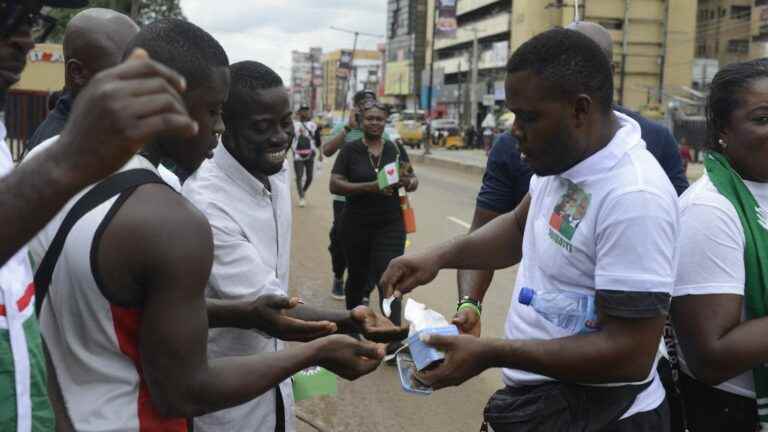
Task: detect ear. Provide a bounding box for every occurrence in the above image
[65,59,89,89]
[572,94,593,127]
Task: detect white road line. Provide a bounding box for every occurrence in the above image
[447,216,471,229]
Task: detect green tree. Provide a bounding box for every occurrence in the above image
[45,0,185,42]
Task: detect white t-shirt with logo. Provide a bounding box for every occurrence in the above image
[673,171,768,399]
[503,111,680,419]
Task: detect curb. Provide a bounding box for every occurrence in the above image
[409,152,486,176]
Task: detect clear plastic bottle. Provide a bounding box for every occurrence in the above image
[518,287,597,334]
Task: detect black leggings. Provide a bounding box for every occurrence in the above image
[329,200,347,279]
[341,212,405,325]
[293,158,314,198]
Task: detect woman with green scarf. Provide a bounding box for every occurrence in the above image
[671,58,768,431]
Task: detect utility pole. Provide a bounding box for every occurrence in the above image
[130,0,140,20]
[470,27,480,133]
[424,0,438,155]
[329,26,383,119]
[619,0,631,106]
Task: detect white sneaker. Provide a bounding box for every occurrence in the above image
[299,198,306,207]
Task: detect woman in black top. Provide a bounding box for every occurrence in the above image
[330,102,418,335]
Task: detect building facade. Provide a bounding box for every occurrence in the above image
[425,0,696,122]
[384,0,428,110]
[290,47,323,111]
[696,0,752,70]
[321,49,382,113]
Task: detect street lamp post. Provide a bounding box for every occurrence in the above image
[424,0,438,156]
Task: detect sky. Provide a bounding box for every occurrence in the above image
[180,0,388,84]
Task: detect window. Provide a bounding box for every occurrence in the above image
[597,19,623,30]
[727,39,749,54]
[731,5,751,20]
[697,44,706,57]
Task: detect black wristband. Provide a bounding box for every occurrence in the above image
[344,125,352,133]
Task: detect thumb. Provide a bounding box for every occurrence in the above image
[451,313,467,325]
[354,341,386,360]
[266,295,298,310]
[421,334,456,351]
[128,48,149,61]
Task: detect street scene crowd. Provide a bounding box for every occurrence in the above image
[1,1,768,432]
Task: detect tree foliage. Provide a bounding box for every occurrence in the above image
[46,0,185,43]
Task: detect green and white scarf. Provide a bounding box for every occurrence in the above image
[705,151,768,424]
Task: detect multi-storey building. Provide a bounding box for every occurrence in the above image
[384,0,428,110]
[321,49,382,113]
[696,1,752,69]
[290,47,322,111]
[425,0,696,122]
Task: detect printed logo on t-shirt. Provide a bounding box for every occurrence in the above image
[548,182,591,251]
[758,206,768,231]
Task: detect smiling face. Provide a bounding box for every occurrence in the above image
[158,66,230,175]
[362,107,387,139]
[224,85,293,177]
[721,77,768,182]
[505,71,585,176]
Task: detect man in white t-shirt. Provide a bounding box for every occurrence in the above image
[381,28,678,431]
[292,105,320,207]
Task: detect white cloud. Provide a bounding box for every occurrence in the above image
[180,0,387,83]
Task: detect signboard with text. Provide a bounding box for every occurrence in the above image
[436,0,458,39]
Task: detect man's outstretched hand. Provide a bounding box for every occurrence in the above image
[415,334,494,390]
[251,294,337,342]
[313,335,385,380]
[350,306,409,343]
[379,251,442,300]
[54,48,198,186]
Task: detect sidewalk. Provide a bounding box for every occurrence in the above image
[408,148,488,175]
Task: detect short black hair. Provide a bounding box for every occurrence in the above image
[224,60,284,125]
[506,28,614,114]
[706,58,768,151]
[353,90,376,105]
[125,18,229,89]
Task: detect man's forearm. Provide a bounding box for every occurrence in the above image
[437,210,524,271]
[323,132,346,157]
[0,143,90,266]
[457,207,502,301]
[206,298,252,329]
[482,317,665,384]
[183,343,319,417]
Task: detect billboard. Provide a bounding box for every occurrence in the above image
[385,61,413,96]
[436,0,458,39]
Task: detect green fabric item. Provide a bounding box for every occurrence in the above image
[330,123,390,143]
[0,315,55,431]
[705,151,768,422]
[292,367,337,401]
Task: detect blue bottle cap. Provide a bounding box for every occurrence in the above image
[518,287,534,305]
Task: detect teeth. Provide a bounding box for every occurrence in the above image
[266,151,286,163]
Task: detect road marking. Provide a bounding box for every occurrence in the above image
[447,216,471,229]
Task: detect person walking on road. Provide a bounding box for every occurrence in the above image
[323,90,391,301]
[671,59,768,432]
[382,28,677,431]
[292,105,321,207]
[330,101,417,357]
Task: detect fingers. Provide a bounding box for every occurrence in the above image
[127,93,188,121]
[110,49,187,94]
[125,114,198,143]
[354,341,386,360]
[364,325,410,343]
[282,319,337,342]
[421,334,457,350]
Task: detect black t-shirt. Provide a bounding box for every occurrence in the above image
[332,139,412,218]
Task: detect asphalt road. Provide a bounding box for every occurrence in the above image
[289,154,520,432]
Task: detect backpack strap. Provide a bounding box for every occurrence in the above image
[34,169,166,316]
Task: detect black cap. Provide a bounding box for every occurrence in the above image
[43,0,89,8]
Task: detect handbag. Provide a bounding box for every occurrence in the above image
[392,142,416,234]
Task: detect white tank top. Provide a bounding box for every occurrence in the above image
[38,156,188,432]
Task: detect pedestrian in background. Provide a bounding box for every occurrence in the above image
[323,90,391,300]
[292,105,321,207]
[330,101,418,357]
[671,58,768,432]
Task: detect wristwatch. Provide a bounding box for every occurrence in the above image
[457,296,482,313]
